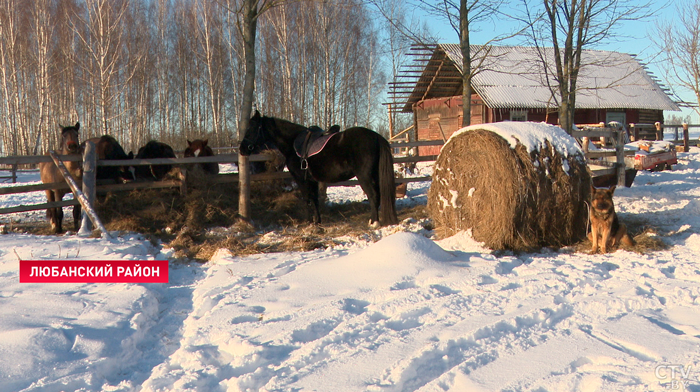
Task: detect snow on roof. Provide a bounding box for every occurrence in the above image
[447,121,584,159]
[438,44,680,111]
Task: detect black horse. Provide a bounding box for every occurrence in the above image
[240,110,398,227]
[81,135,134,183]
[134,140,176,180]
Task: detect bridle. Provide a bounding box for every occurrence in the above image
[61,128,80,153]
[242,117,274,152]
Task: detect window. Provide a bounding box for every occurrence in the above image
[510,110,528,122]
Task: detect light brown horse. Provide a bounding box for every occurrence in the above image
[39,122,83,233]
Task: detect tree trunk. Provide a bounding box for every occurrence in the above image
[238,0,259,220]
[460,0,471,127]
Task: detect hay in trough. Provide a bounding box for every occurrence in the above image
[427,123,591,252]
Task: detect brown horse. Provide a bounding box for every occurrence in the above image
[183,139,219,175]
[39,122,83,234]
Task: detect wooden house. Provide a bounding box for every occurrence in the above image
[388,45,680,155]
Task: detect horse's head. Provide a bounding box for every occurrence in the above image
[185,139,211,158]
[59,122,80,154]
[239,110,271,156]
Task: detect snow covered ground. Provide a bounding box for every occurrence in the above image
[1,144,700,391]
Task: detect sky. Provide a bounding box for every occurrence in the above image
[415,0,699,123]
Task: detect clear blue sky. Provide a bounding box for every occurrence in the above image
[417,1,698,123]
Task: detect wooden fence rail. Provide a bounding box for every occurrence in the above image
[0,140,439,218]
[0,127,662,222]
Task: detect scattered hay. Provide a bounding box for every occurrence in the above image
[572,220,669,254]
[88,173,431,261]
[428,127,590,252]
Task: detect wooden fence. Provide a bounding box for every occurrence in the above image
[0,125,671,226]
[0,140,439,220]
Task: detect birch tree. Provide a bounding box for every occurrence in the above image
[29,0,54,154]
[72,0,130,135]
[0,0,24,154]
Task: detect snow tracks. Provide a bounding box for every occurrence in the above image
[139,232,700,391]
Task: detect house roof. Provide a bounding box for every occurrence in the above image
[396,44,680,113]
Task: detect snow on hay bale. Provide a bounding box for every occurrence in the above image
[427,122,591,251]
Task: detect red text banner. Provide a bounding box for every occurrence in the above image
[20,260,169,283]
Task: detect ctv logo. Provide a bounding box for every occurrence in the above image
[655,364,693,390]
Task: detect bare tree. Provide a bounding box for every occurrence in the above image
[412,0,507,126]
[72,0,132,135]
[0,0,391,157]
[193,0,227,144]
[220,0,286,218]
[368,0,432,138]
[0,0,25,155]
[655,1,700,116]
[522,0,653,134]
[29,0,54,155]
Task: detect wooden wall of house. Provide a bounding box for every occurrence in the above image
[489,108,661,127]
[414,95,485,156]
[413,95,665,156]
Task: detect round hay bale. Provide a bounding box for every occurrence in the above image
[427,122,591,251]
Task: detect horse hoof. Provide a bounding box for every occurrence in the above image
[368,220,381,230]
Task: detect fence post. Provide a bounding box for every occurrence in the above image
[49,150,111,239]
[616,126,626,187]
[683,123,690,152]
[79,141,96,235]
[11,163,17,183]
[629,123,635,142]
[180,168,188,196]
[238,153,250,219]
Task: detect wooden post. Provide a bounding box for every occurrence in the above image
[238,153,251,219]
[683,123,690,152]
[11,163,17,183]
[616,126,626,187]
[629,123,635,142]
[387,104,394,140]
[49,150,112,239]
[655,121,662,141]
[180,168,187,196]
[79,141,97,235]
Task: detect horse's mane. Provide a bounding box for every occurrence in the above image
[265,115,307,133]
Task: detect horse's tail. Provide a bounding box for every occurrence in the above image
[378,137,399,225]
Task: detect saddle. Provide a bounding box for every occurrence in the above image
[294,125,340,168]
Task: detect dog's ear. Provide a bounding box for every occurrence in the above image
[609,185,616,194]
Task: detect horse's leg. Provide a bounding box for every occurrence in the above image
[358,176,380,228]
[72,201,82,232]
[307,180,321,224]
[45,190,59,233]
[291,169,321,224]
[377,140,399,226]
[54,191,65,234]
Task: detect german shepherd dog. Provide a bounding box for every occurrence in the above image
[589,185,635,253]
